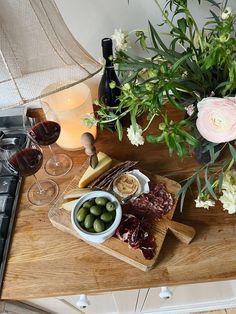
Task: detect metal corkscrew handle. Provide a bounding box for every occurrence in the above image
[81,132,98,169]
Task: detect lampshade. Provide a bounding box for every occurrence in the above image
[0,0,101,110]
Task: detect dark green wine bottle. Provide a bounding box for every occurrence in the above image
[98,38,120,128]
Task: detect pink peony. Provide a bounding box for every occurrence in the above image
[196,97,236,143]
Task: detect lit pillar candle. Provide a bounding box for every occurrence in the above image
[42,83,97,151]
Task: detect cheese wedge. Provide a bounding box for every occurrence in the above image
[78,152,112,188]
[63,188,92,200]
[61,199,79,212]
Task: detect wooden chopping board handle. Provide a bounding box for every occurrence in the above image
[163,218,196,244]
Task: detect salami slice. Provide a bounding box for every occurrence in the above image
[130,182,174,219]
[116,214,156,260]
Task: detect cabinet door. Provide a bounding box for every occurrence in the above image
[62,292,118,314]
[25,298,81,314]
[112,289,140,313]
[139,280,236,313]
[1,301,50,314]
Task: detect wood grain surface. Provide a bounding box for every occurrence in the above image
[48,162,181,271]
[1,108,236,300]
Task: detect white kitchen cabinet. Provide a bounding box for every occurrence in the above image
[137,280,236,314]
[60,292,118,314]
[25,298,82,314]
[25,280,236,314]
[112,289,140,313]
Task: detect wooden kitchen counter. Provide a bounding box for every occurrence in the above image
[1,111,236,300]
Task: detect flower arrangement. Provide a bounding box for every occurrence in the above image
[86,0,236,213]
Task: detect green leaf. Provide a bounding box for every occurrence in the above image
[146,133,165,144]
[175,141,184,159]
[205,0,221,9]
[196,174,202,194]
[177,18,187,34]
[178,129,199,146]
[204,167,217,199]
[215,81,232,91]
[166,91,185,111]
[171,53,192,73]
[209,9,220,22]
[218,172,224,193]
[178,175,196,212]
[229,144,236,161]
[131,108,137,132]
[148,47,177,64]
[115,119,123,141]
[148,21,168,52]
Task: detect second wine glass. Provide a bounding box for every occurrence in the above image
[24,106,73,176]
[0,133,58,206]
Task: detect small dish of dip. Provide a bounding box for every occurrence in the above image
[113,173,140,199]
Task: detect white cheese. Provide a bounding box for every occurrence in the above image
[78,152,112,188]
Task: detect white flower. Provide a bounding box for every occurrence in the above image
[185,104,195,116]
[112,29,129,51]
[222,169,236,193]
[127,124,144,147]
[219,190,236,214]
[222,7,232,20]
[195,196,215,209]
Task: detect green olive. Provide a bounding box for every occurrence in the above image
[88,227,95,233]
[93,219,105,233]
[106,201,116,212]
[90,205,103,216]
[95,197,109,206]
[84,214,95,229]
[83,201,94,208]
[80,221,85,229]
[111,211,116,219]
[106,221,113,229]
[100,212,113,223]
[76,207,89,222]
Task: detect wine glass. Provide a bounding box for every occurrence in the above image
[24,105,72,176]
[0,132,58,206]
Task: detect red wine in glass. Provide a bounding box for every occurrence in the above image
[8,148,43,177]
[26,116,72,176]
[29,121,60,146]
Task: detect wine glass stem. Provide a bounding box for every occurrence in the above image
[49,145,59,165]
[33,174,44,194]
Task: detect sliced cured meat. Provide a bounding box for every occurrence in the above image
[116,214,156,260]
[139,233,156,260]
[116,214,139,242]
[130,182,173,219]
[116,182,173,260]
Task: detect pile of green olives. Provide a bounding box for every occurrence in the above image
[76,197,116,233]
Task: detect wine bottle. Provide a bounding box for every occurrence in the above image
[98,38,120,128]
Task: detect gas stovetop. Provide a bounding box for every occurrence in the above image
[0,106,26,292]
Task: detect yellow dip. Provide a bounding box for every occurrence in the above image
[113,174,140,198]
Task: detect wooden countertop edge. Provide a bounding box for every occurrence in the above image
[3,275,236,300]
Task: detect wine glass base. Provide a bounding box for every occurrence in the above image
[27,179,59,206]
[44,153,73,176]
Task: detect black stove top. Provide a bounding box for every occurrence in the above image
[0,106,26,292]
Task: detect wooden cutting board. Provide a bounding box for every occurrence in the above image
[48,160,181,271]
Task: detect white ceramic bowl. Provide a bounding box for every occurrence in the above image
[71,191,122,244]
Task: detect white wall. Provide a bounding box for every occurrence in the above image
[54,0,236,98]
[55,0,236,60]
